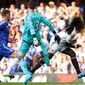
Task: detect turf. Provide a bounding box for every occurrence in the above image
[0,82,85,85]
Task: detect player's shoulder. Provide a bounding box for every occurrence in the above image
[31,12,42,17]
[0,20,7,26]
[25,13,30,18]
[24,13,31,22]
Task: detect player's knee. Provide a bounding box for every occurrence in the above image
[70,52,76,58]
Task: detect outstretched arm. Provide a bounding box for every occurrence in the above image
[65,42,81,48]
[41,16,55,32]
[41,16,61,44]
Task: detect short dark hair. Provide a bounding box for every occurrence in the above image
[27,0,36,9]
[1,10,10,17]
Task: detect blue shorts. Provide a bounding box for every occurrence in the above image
[0,43,14,60]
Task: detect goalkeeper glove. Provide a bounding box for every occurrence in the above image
[52,31,61,44]
[55,34,61,44]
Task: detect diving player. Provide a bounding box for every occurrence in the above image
[30,17,85,79]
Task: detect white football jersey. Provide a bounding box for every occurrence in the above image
[48,27,77,53]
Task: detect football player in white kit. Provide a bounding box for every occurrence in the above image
[30,17,85,78]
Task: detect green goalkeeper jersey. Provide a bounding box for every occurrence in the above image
[22,12,55,43]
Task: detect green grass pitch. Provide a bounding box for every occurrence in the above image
[0,82,85,85]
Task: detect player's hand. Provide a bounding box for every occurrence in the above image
[55,34,61,44]
[75,44,81,48]
[33,38,39,46]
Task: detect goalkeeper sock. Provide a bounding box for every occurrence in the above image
[40,42,50,66]
[19,60,31,74]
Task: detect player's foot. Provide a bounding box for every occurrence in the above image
[3,73,14,78]
[23,73,32,85]
[77,72,85,78]
[22,83,26,85]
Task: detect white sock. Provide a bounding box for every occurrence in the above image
[4,58,19,74]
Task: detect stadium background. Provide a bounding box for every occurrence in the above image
[0,0,85,83]
[0,0,85,8]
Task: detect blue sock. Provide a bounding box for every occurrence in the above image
[19,60,31,74]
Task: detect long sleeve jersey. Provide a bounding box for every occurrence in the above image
[0,20,9,45]
[22,12,55,42]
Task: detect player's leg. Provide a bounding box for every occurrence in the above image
[30,53,54,73]
[62,48,85,78]
[30,39,58,73]
[1,44,21,77]
[2,41,32,84]
[19,60,32,85]
[39,40,50,66]
[18,40,32,85]
[3,58,19,77]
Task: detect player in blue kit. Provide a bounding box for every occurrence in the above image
[0,10,17,61]
[0,10,32,85]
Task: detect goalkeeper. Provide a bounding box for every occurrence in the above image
[18,0,59,67]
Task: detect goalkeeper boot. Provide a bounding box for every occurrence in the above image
[77,72,85,78]
[19,60,32,85]
[22,73,32,85]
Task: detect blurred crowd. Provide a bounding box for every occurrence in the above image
[0,1,85,75]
